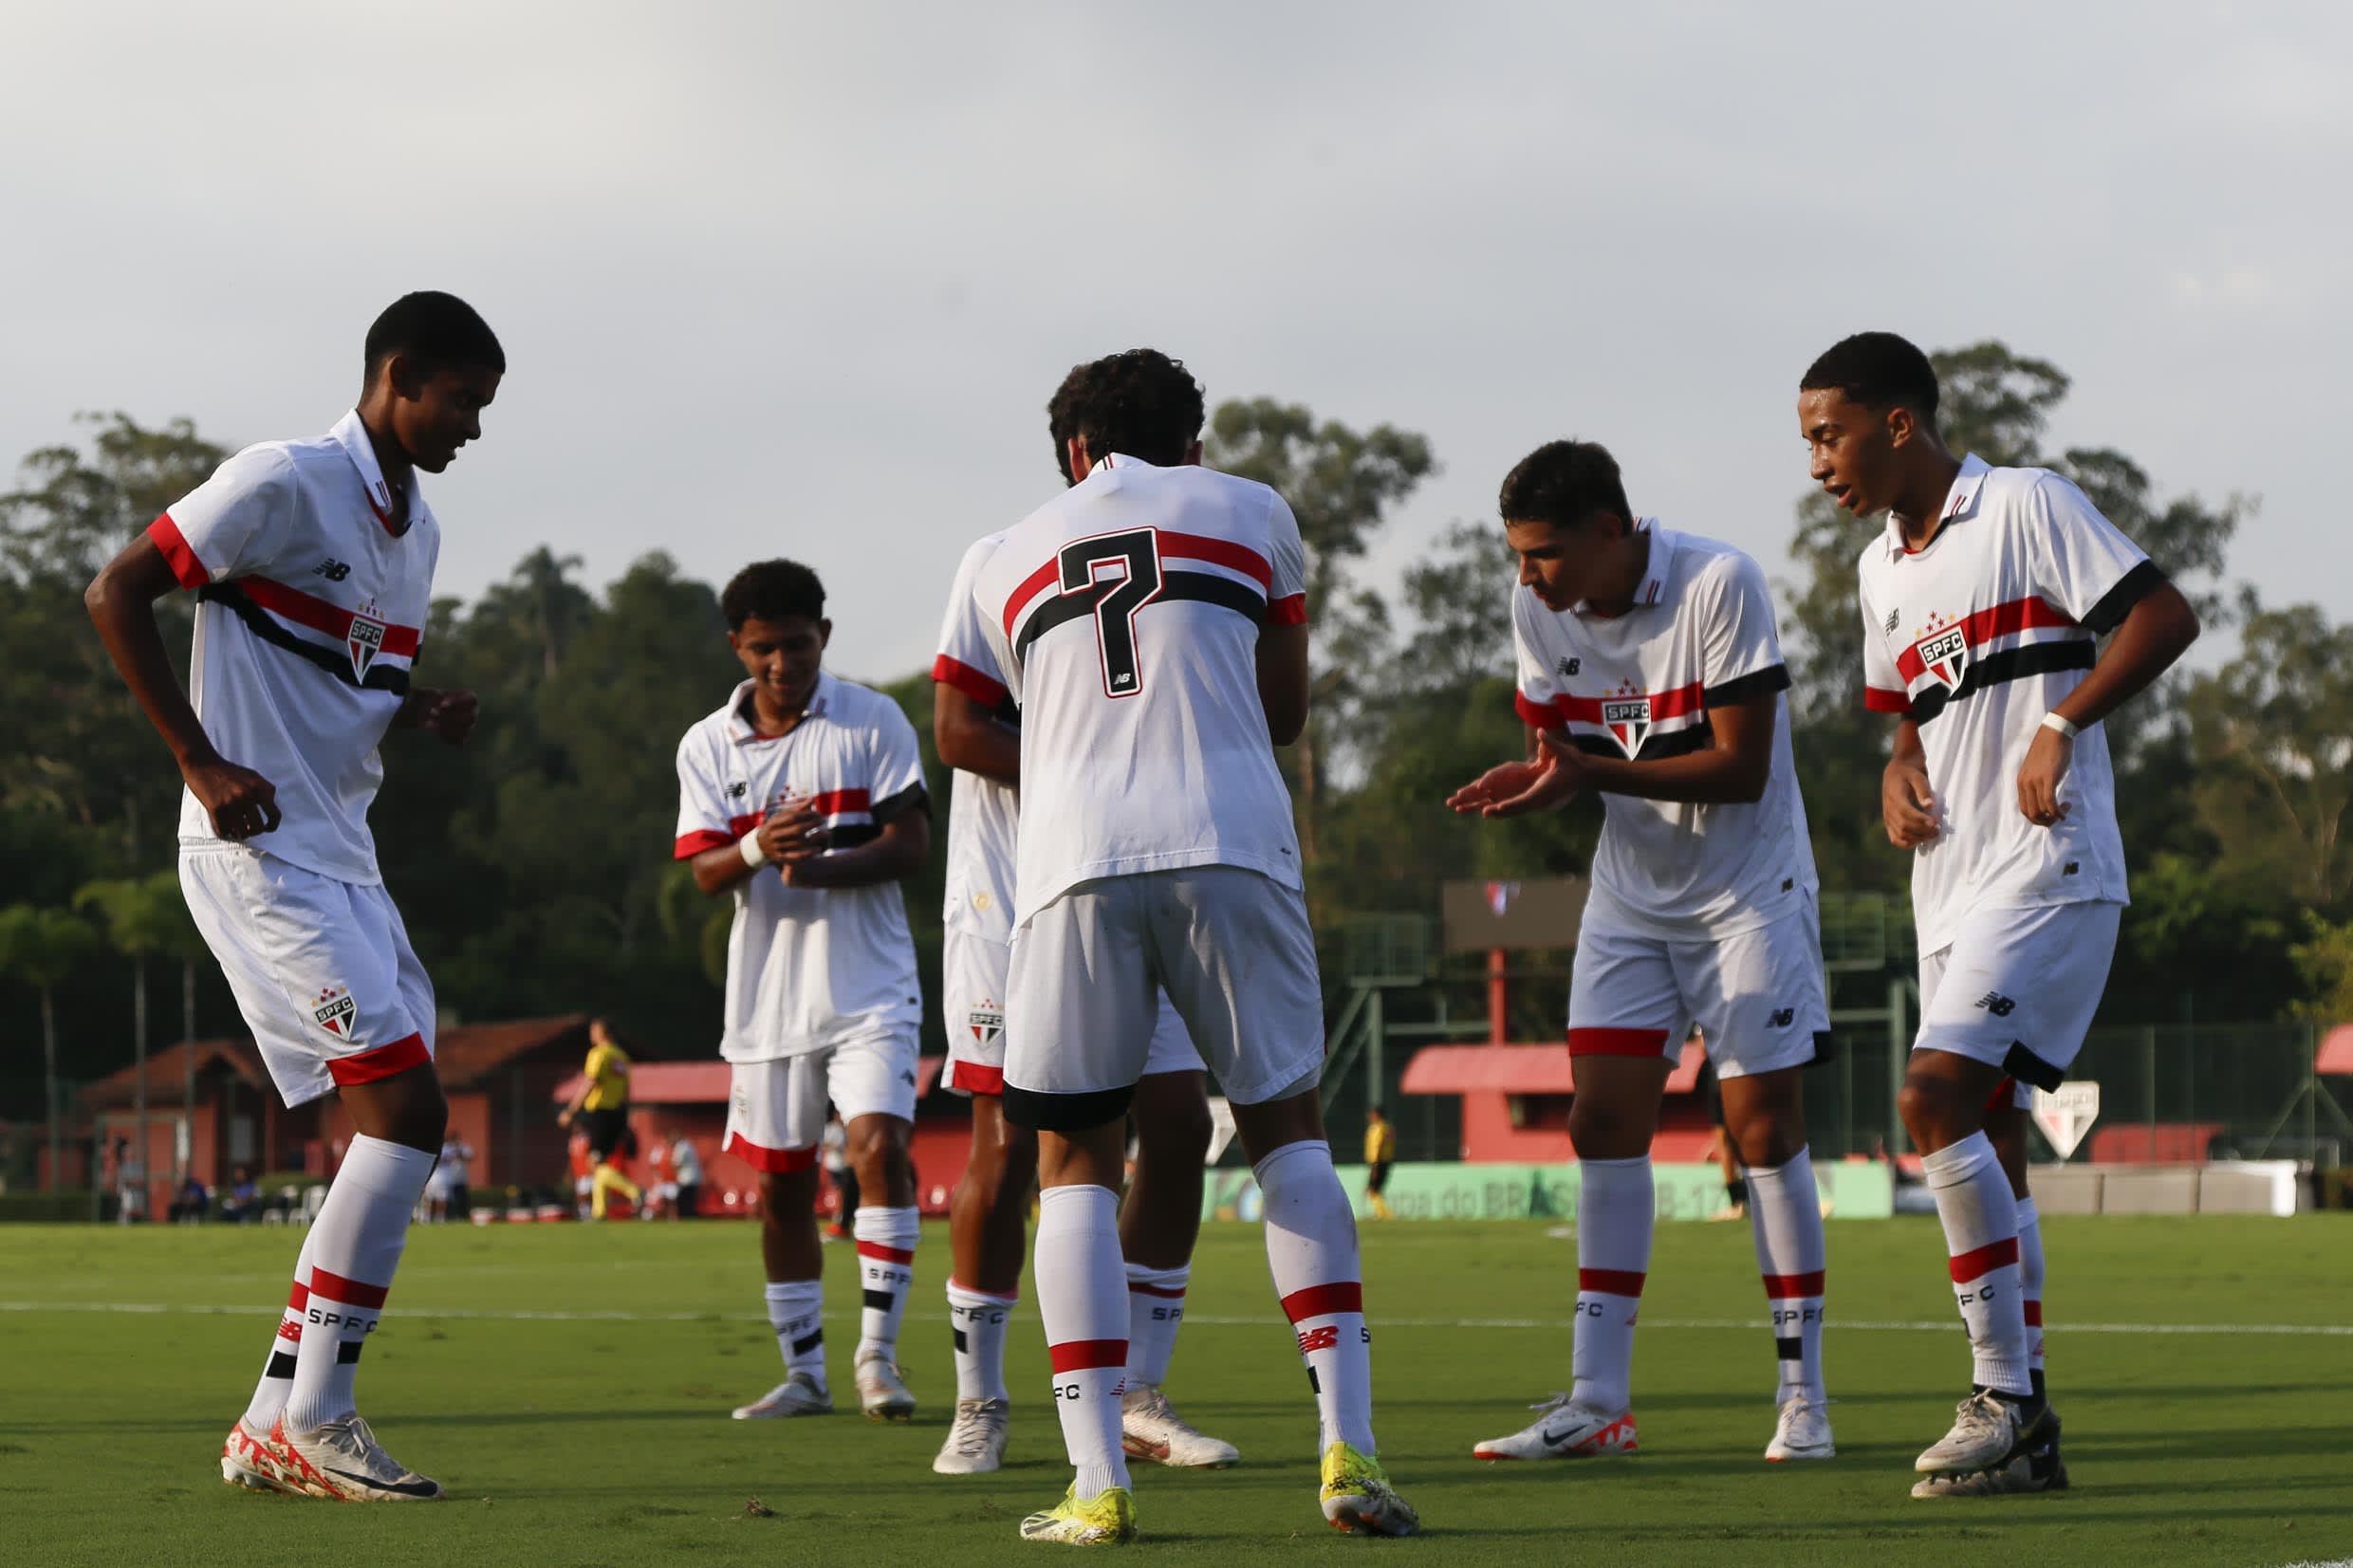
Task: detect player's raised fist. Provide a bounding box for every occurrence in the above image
[184,754,282,840]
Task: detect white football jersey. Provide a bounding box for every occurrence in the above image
[973,455,1307,923]
[1512,524,1816,939]
[151,411,439,885]
[1857,455,2156,954]
[931,532,1019,943]
[673,673,927,1061]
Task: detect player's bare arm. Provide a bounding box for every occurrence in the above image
[1256,620,1309,746]
[687,809,810,896]
[84,532,282,840]
[775,802,930,891]
[1447,732,1578,817]
[1882,718,1938,847]
[2015,581,2199,828]
[393,686,479,745]
[935,682,1019,783]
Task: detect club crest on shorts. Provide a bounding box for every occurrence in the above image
[968,999,1004,1047]
[1601,684,1651,757]
[347,600,387,680]
[312,984,357,1037]
[1913,613,1970,692]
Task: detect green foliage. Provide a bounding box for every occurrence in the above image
[2287,910,2353,1026]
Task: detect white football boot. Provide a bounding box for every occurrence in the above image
[1915,1390,2050,1474]
[1472,1393,1639,1461]
[1765,1391,1836,1461]
[1913,1411,2067,1498]
[932,1397,1010,1475]
[281,1413,444,1501]
[732,1371,833,1419]
[855,1350,917,1421]
[219,1416,305,1496]
[1120,1385,1239,1468]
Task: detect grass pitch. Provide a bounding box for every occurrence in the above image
[2,1214,2348,1567]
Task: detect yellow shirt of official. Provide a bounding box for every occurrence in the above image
[1363,1119,1396,1165]
[582,1042,632,1112]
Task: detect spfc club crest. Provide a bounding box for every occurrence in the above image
[312,984,357,1037]
[347,603,387,680]
[1915,620,1970,692]
[1601,695,1651,758]
[968,1001,1004,1049]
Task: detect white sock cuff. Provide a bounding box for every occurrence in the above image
[1251,1138,1333,1184]
[853,1204,920,1243]
[1746,1145,1814,1185]
[948,1280,1018,1307]
[1919,1132,1996,1189]
[1580,1154,1651,1173]
[764,1279,822,1304]
[341,1133,438,1190]
[2015,1195,2040,1228]
[1038,1183,1118,1227]
[1125,1261,1189,1291]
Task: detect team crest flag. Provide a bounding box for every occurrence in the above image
[347,609,387,680]
[968,1001,1004,1048]
[312,984,357,1037]
[1915,622,1970,692]
[1601,696,1651,758]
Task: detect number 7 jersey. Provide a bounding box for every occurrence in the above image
[973,452,1308,926]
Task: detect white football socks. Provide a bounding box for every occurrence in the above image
[1123,1262,1189,1389]
[240,1227,315,1431]
[853,1205,919,1366]
[1921,1133,2030,1397]
[2016,1193,2047,1393]
[947,1280,1017,1404]
[284,1134,435,1431]
[766,1279,827,1392]
[1256,1139,1375,1454]
[1745,1146,1828,1404]
[1571,1155,1653,1415]
[1035,1184,1131,1501]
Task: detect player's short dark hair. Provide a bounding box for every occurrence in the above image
[363,291,505,381]
[1498,440,1633,531]
[1047,349,1205,480]
[1800,331,1939,425]
[721,560,825,630]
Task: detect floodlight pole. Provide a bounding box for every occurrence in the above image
[1488,949,1508,1046]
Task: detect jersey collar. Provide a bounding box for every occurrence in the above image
[331,409,414,537]
[1574,518,1674,617]
[1088,452,1158,476]
[726,670,835,743]
[1882,452,1990,559]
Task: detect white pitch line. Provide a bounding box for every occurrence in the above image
[3,1301,2350,1337]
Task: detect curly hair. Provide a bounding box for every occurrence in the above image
[1046,348,1205,481]
[1497,440,1632,531]
[1801,331,1939,425]
[720,559,825,630]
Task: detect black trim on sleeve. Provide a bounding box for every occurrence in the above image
[2001,1042,2065,1094]
[1003,1081,1136,1133]
[868,782,930,824]
[1702,663,1791,710]
[196,583,411,694]
[1907,638,2095,728]
[2080,559,2167,636]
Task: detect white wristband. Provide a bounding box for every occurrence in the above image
[739,829,769,867]
[2042,711,2080,740]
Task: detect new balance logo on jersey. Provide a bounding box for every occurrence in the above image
[314,558,352,582]
[726,781,750,800]
[312,985,356,1036]
[1601,695,1651,757]
[1769,1007,1796,1028]
[1555,655,1581,678]
[1975,991,2016,1018]
[347,601,387,679]
[1884,607,1900,636]
[1915,620,1970,692]
[968,1002,1003,1047]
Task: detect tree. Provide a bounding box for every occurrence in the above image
[1205,400,1435,857]
[0,904,99,1188]
[74,875,188,1208]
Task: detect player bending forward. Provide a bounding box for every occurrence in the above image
[1798,331,2198,1495]
[674,561,932,1423]
[928,453,1242,1473]
[973,349,1417,1544]
[86,292,503,1501]
[1451,439,1837,1466]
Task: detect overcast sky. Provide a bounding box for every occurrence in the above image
[5,2,2344,685]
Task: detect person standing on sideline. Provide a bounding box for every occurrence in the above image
[1798,331,2197,1496]
[1362,1108,1397,1220]
[559,1019,641,1220]
[84,290,502,1500]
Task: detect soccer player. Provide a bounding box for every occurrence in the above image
[1362,1107,1396,1220]
[972,348,1417,1543]
[673,560,932,1422]
[1448,438,1836,1466]
[83,290,502,1501]
[1797,330,2200,1492]
[926,438,1247,1480]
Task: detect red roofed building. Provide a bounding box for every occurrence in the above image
[1401,1038,1718,1163]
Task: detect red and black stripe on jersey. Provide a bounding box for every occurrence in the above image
[929,655,1021,728]
[1863,563,2164,725]
[1514,663,1789,760]
[999,528,1300,660]
[670,784,926,859]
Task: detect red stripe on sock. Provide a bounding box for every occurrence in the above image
[1762,1270,1825,1299]
[1947,1237,2021,1282]
[2023,1301,2043,1327]
[325,1032,430,1086]
[856,1241,916,1264]
[1279,1282,1363,1322]
[287,1281,309,1310]
[306,1267,391,1310]
[1048,1338,1128,1373]
[1128,1282,1186,1299]
[1579,1268,1647,1298]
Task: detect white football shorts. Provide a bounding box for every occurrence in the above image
[942,926,1204,1097]
[1567,897,1830,1079]
[1003,866,1324,1128]
[1915,900,2121,1092]
[722,1029,919,1173]
[178,844,436,1107]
